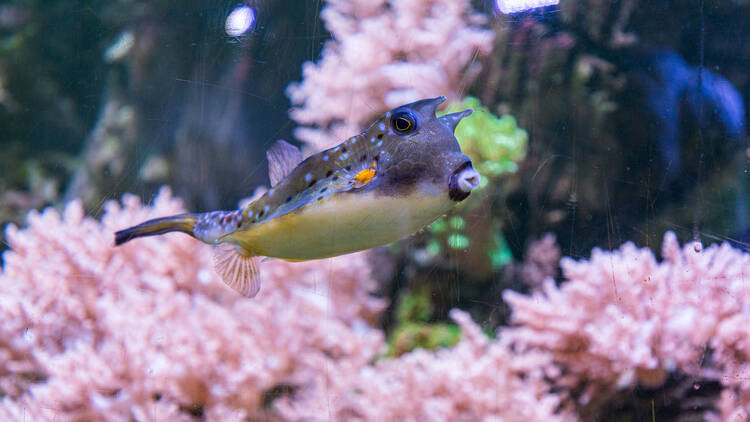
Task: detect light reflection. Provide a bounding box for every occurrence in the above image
[225,5,255,37]
[495,0,559,14]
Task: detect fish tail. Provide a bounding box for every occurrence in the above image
[114,213,198,246]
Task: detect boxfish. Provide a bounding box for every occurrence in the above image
[115,97,480,297]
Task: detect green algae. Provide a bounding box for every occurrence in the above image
[386,285,461,357]
[441,96,528,178]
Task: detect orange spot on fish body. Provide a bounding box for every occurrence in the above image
[354,162,377,187]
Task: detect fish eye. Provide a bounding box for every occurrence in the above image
[391,111,416,134]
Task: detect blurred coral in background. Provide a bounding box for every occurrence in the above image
[286,0,493,150]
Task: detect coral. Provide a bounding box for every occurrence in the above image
[286,0,494,151]
[9,189,750,420]
[0,188,571,421]
[520,233,561,292]
[0,187,385,420]
[275,310,573,422]
[502,232,750,420]
[386,285,461,357]
[387,322,460,358]
[441,96,528,177]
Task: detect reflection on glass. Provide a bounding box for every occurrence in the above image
[496,0,559,14]
[225,5,255,37]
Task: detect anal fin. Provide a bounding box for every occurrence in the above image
[213,243,262,297]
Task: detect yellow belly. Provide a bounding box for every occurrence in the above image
[229,187,454,260]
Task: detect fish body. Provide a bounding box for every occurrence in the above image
[238,187,452,260]
[115,97,480,297]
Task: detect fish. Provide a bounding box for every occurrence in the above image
[114,97,480,297]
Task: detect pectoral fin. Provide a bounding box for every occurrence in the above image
[267,140,303,186]
[213,243,262,297]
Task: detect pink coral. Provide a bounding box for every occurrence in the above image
[0,188,571,421]
[274,309,573,422]
[503,232,750,419]
[5,186,750,421]
[286,0,494,150]
[521,232,562,291]
[0,188,384,420]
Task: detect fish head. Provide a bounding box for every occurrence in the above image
[366,96,479,201]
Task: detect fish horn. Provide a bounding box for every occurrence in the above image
[114,214,197,245]
[403,96,446,117]
[439,108,473,132]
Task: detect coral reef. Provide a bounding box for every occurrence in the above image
[286,0,494,151]
[0,188,568,421]
[4,189,750,420]
[275,310,573,422]
[503,232,750,420]
[0,188,384,420]
[3,1,750,420]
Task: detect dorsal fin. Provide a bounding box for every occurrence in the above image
[267,140,303,186]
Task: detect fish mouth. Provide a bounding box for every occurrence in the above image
[448,161,480,202]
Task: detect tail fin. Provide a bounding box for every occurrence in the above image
[114,214,197,246]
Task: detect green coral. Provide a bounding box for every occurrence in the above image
[447,233,470,250]
[489,229,513,268]
[386,285,461,357]
[441,97,528,177]
[395,285,434,323]
[388,322,461,358]
[429,216,470,250]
